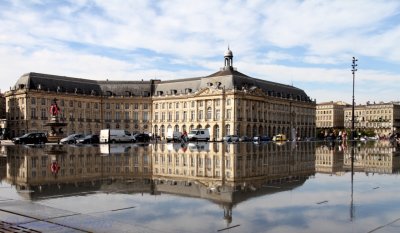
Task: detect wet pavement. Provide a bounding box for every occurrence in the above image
[1,140,400,232]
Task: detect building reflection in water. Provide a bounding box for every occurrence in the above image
[315,140,400,175]
[2,140,400,225]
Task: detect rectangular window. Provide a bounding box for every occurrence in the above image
[191,111,195,121]
[125,103,129,109]
[31,108,36,118]
[125,112,129,120]
[134,103,139,109]
[198,110,203,120]
[175,111,179,121]
[183,111,187,121]
[69,100,74,107]
[31,97,36,105]
[41,108,46,119]
[115,112,120,120]
[143,112,148,121]
[133,112,139,121]
[116,103,120,110]
[41,98,46,105]
[106,103,110,109]
[226,109,232,119]
[144,103,148,109]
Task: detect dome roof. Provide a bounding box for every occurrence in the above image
[224,48,233,57]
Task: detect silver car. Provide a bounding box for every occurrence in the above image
[222,135,239,142]
[60,133,85,144]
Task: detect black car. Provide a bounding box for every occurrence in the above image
[76,134,99,144]
[133,133,150,142]
[253,135,271,142]
[12,132,48,144]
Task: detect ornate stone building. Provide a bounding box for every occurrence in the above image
[5,49,316,140]
[316,101,350,130]
[344,102,400,137]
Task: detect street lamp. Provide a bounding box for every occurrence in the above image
[351,57,358,140]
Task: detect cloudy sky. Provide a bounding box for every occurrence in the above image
[1,0,400,104]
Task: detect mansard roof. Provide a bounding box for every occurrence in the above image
[154,68,312,102]
[11,49,313,102]
[15,72,100,94]
[13,72,152,97]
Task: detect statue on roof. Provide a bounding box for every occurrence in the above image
[50,98,61,116]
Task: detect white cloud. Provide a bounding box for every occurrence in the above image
[1,0,400,104]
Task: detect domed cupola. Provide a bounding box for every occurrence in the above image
[224,46,233,70]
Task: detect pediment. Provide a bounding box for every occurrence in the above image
[194,87,223,97]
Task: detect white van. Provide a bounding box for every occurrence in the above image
[166,128,182,142]
[100,129,134,143]
[187,129,210,141]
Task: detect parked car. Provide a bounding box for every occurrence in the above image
[166,129,183,142]
[222,135,239,142]
[253,135,271,142]
[239,136,252,142]
[133,133,150,142]
[100,129,134,143]
[272,134,287,141]
[76,134,99,144]
[60,133,85,144]
[187,129,210,141]
[12,132,48,144]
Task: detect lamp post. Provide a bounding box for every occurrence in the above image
[351,57,358,140]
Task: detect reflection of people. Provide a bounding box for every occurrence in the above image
[181,130,188,143]
[50,98,61,116]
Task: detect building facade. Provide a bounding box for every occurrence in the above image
[316,101,350,129]
[5,49,316,140]
[344,102,400,137]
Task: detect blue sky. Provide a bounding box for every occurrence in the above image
[1,0,400,104]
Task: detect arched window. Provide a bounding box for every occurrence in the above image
[225,124,230,136]
[161,125,165,138]
[154,125,158,136]
[174,125,179,132]
[215,125,220,139]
